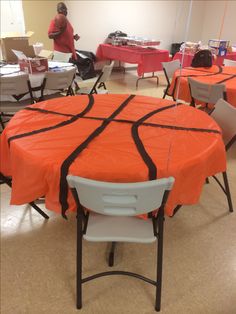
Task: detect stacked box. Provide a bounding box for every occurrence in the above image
[19,57,48,74]
[208,39,230,56]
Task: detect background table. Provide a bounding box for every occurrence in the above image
[173,51,236,68]
[0,62,76,101]
[168,65,236,107]
[96,44,169,77]
[0,94,226,217]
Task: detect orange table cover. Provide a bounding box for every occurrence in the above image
[0,94,226,217]
[168,65,236,107]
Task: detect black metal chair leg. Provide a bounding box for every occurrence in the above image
[0,116,5,130]
[108,242,116,267]
[155,207,164,312]
[0,172,49,219]
[222,172,234,212]
[162,90,167,99]
[29,202,49,219]
[77,210,83,309]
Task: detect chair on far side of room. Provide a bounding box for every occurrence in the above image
[0,73,34,130]
[161,59,181,99]
[52,51,72,62]
[75,61,115,95]
[36,67,76,101]
[223,59,236,67]
[188,77,226,113]
[66,175,174,312]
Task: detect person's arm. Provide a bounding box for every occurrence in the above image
[48,19,66,39]
[48,28,64,39]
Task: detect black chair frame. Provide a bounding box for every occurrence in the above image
[0,172,49,219]
[0,80,34,130]
[71,187,171,312]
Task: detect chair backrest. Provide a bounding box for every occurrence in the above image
[188,77,226,104]
[223,59,236,67]
[67,175,175,216]
[98,61,115,83]
[52,51,72,62]
[211,99,236,148]
[43,67,76,90]
[0,73,31,97]
[162,60,181,85]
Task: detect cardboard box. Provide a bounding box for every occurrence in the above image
[0,31,35,62]
[19,57,49,74]
[208,39,230,56]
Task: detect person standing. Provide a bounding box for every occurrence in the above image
[48,2,80,61]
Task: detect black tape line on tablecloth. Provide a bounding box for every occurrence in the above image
[8,95,95,145]
[171,66,223,99]
[23,106,220,135]
[216,74,236,84]
[131,103,179,181]
[59,94,136,218]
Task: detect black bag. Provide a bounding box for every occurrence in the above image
[74,50,96,80]
[108,30,127,39]
[191,50,212,68]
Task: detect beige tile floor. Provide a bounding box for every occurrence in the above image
[1,70,236,314]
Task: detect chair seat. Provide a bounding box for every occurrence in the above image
[0,100,31,112]
[84,213,156,243]
[77,87,108,95]
[40,92,66,100]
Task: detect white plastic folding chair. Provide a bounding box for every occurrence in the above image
[37,67,76,101]
[0,73,34,129]
[52,51,72,62]
[223,59,236,67]
[76,61,115,94]
[211,99,236,151]
[188,77,226,112]
[67,175,175,312]
[161,59,181,99]
[206,98,235,212]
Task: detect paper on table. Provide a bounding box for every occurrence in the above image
[0,66,21,75]
[11,49,27,60]
[48,61,74,68]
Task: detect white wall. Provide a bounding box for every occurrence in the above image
[201,0,236,45]
[0,0,25,35]
[66,0,206,54]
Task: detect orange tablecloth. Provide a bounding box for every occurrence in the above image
[0,94,226,217]
[96,44,170,76]
[168,65,236,107]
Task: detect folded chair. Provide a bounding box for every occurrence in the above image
[188,77,226,112]
[75,61,114,95]
[208,98,236,212]
[161,60,181,99]
[0,73,34,130]
[67,175,175,311]
[223,59,236,67]
[37,67,76,101]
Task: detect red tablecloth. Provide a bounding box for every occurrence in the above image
[0,95,226,217]
[168,65,236,107]
[173,51,236,67]
[96,44,170,76]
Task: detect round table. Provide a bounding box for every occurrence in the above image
[168,65,236,107]
[0,61,76,101]
[0,94,226,217]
